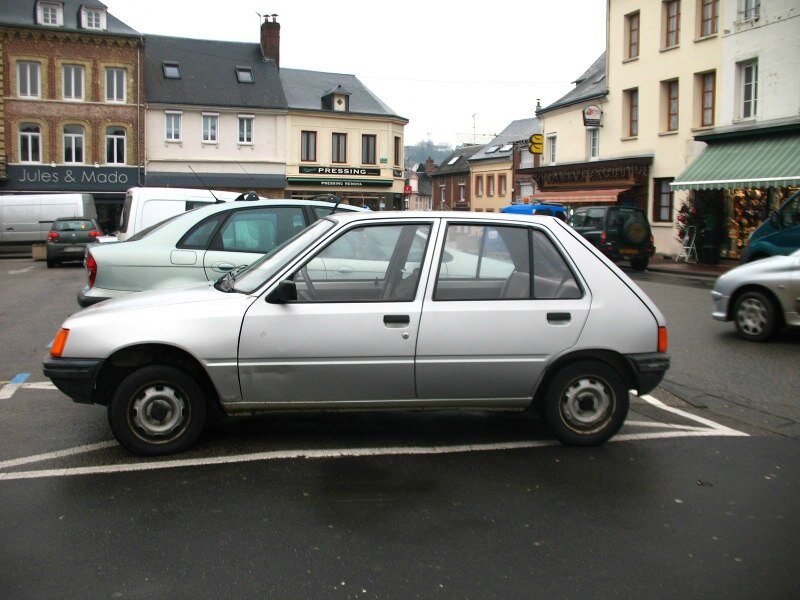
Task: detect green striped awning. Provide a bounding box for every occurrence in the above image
[671,133,800,190]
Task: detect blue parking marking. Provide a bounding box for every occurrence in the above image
[10,373,30,385]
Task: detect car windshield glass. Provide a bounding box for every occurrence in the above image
[232,219,335,294]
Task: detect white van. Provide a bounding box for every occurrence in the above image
[116,187,241,241]
[0,193,97,246]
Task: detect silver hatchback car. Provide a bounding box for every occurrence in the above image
[45,211,670,455]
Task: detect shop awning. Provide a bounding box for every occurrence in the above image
[532,188,630,204]
[671,133,800,190]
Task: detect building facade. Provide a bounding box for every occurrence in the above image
[0,0,143,232]
[430,144,483,210]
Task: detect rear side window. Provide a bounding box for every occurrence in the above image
[570,208,606,227]
[213,207,306,253]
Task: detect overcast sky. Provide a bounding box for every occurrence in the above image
[103,0,607,147]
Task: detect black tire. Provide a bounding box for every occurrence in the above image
[542,360,629,446]
[46,257,56,268]
[630,256,649,271]
[108,365,207,456]
[733,290,776,342]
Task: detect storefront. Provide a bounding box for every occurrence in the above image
[671,121,800,260]
[286,166,404,211]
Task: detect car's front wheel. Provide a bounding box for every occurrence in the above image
[733,290,776,342]
[542,361,629,446]
[108,365,207,456]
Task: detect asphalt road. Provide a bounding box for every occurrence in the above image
[1,257,798,599]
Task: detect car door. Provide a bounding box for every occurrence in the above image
[237,220,435,407]
[415,221,591,402]
[202,206,308,280]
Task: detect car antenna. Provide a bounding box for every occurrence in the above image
[312,193,342,213]
[187,165,222,203]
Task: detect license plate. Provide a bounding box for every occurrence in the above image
[619,248,639,255]
[64,245,83,252]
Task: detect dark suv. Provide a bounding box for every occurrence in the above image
[569,206,655,270]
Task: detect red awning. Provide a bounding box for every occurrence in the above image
[532,188,630,204]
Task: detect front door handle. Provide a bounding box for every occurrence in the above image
[547,312,571,324]
[383,314,410,326]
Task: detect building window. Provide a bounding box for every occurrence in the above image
[626,11,640,59]
[666,80,679,131]
[62,65,84,101]
[740,0,760,21]
[654,178,674,222]
[81,7,106,30]
[106,126,126,164]
[700,0,718,36]
[236,66,254,83]
[588,128,600,159]
[332,133,347,163]
[202,114,218,143]
[475,175,484,196]
[105,68,126,103]
[19,123,42,163]
[163,62,180,79]
[664,1,681,48]
[700,71,715,127]
[440,186,445,205]
[739,60,758,119]
[63,125,85,164]
[459,183,466,203]
[547,135,557,164]
[165,112,181,141]
[499,174,507,196]
[17,61,40,98]
[394,136,401,167]
[301,131,317,162]
[487,175,495,196]
[626,89,639,137]
[238,116,254,144]
[37,2,63,26]
[362,134,377,164]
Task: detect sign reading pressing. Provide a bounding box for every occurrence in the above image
[300,166,381,176]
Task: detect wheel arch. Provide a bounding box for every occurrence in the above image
[92,343,223,413]
[727,285,784,327]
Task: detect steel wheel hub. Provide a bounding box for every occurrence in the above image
[131,384,187,437]
[560,377,612,430]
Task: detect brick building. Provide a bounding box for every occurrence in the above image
[0,0,143,232]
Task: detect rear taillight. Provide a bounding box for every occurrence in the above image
[599,231,607,244]
[86,253,97,288]
[658,326,668,353]
[89,230,101,238]
[47,231,60,241]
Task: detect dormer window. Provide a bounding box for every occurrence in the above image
[81,6,107,31]
[236,66,254,83]
[163,62,181,79]
[37,1,63,26]
[322,85,351,112]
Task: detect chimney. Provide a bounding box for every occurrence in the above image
[260,14,280,67]
[424,157,435,175]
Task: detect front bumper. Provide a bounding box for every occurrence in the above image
[42,355,104,404]
[710,290,730,321]
[624,353,670,395]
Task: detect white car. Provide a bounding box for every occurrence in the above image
[47,211,670,456]
[77,198,365,307]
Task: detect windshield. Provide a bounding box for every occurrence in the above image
[231,219,335,293]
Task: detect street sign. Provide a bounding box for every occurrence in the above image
[529,134,543,154]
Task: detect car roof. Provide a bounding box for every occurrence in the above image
[324,210,557,226]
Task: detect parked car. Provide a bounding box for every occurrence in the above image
[501,202,568,221]
[46,217,103,267]
[740,191,800,262]
[77,197,365,307]
[569,205,655,270]
[0,193,96,247]
[45,211,670,456]
[711,249,800,342]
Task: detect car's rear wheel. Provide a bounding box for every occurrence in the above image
[630,256,649,271]
[733,290,776,342]
[46,257,56,268]
[108,365,207,456]
[543,361,629,446]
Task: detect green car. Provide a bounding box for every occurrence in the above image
[46,217,102,268]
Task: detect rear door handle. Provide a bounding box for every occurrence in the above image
[383,314,410,326]
[547,312,571,324]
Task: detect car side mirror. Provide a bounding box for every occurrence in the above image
[266,279,297,304]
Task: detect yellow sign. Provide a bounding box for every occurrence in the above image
[529,134,543,154]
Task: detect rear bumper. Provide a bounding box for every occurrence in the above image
[624,353,670,395]
[42,355,104,404]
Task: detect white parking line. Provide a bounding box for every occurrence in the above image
[0,380,57,399]
[0,394,749,482]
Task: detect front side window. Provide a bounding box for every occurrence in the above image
[700,0,719,36]
[63,125,85,163]
[62,65,85,101]
[239,116,253,144]
[105,68,126,103]
[293,223,431,303]
[203,114,218,143]
[740,60,758,119]
[362,134,376,164]
[19,123,42,163]
[626,11,640,59]
[332,133,347,163]
[106,126,126,164]
[654,178,674,222]
[665,1,681,48]
[301,131,317,161]
[165,112,181,141]
[18,61,41,98]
